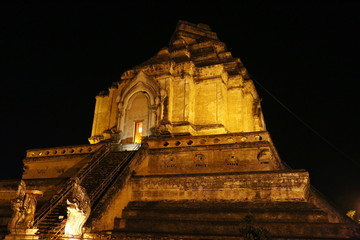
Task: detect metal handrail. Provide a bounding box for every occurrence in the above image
[76,144,112,181]
[88,149,138,202]
[50,146,144,240]
[34,144,111,227]
[36,143,145,239]
[50,221,65,240]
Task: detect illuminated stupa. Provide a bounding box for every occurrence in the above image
[1,20,359,240]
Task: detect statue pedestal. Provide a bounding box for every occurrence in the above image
[5,228,39,240]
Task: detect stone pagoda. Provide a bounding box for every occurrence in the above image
[1,20,359,240]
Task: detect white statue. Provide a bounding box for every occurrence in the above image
[64,178,91,238]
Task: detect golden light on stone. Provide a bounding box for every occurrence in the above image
[134,122,143,143]
[2,20,359,240]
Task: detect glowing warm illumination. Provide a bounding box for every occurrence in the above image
[134,122,143,143]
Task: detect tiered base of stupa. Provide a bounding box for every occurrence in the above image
[83,133,359,239]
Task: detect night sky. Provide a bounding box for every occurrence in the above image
[2,2,360,214]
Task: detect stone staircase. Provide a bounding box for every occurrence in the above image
[117,200,358,239]
[36,201,68,237]
[81,151,134,205]
[34,144,139,239]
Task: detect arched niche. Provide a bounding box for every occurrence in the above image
[122,92,150,143]
[117,71,162,143]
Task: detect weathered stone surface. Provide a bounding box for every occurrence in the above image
[131,171,309,202]
[89,20,264,144]
[115,200,357,239]
[22,143,103,180]
[0,180,20,239]
[1,20,359,240]
[141,132,283,175]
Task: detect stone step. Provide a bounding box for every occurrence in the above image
[118,200,356,239]
[38,219,60,224]
[122,200,329,223]
[36,201,67,234]
[38,220,62,226]
[125,200,321,211]
[116,232,356,240]
[122,208,328,223]
[118,218,355,239]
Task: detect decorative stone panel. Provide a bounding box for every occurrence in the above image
[25,144,103,158]
[131,170,309,202]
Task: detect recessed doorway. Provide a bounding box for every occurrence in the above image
[134,121,143,143]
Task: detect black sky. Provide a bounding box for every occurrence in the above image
[1,2,360,214]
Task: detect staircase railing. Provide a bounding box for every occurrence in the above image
[50,221,65,240]
[88,147,139,203]
[34,143,112,228]
[50,144,145,240]
[87,143,147,226]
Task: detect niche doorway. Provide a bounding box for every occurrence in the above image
[134,121,143,143]
[121,92,150,147]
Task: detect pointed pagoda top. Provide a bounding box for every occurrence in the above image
[125,20,249,80]
[169,20,219,47]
